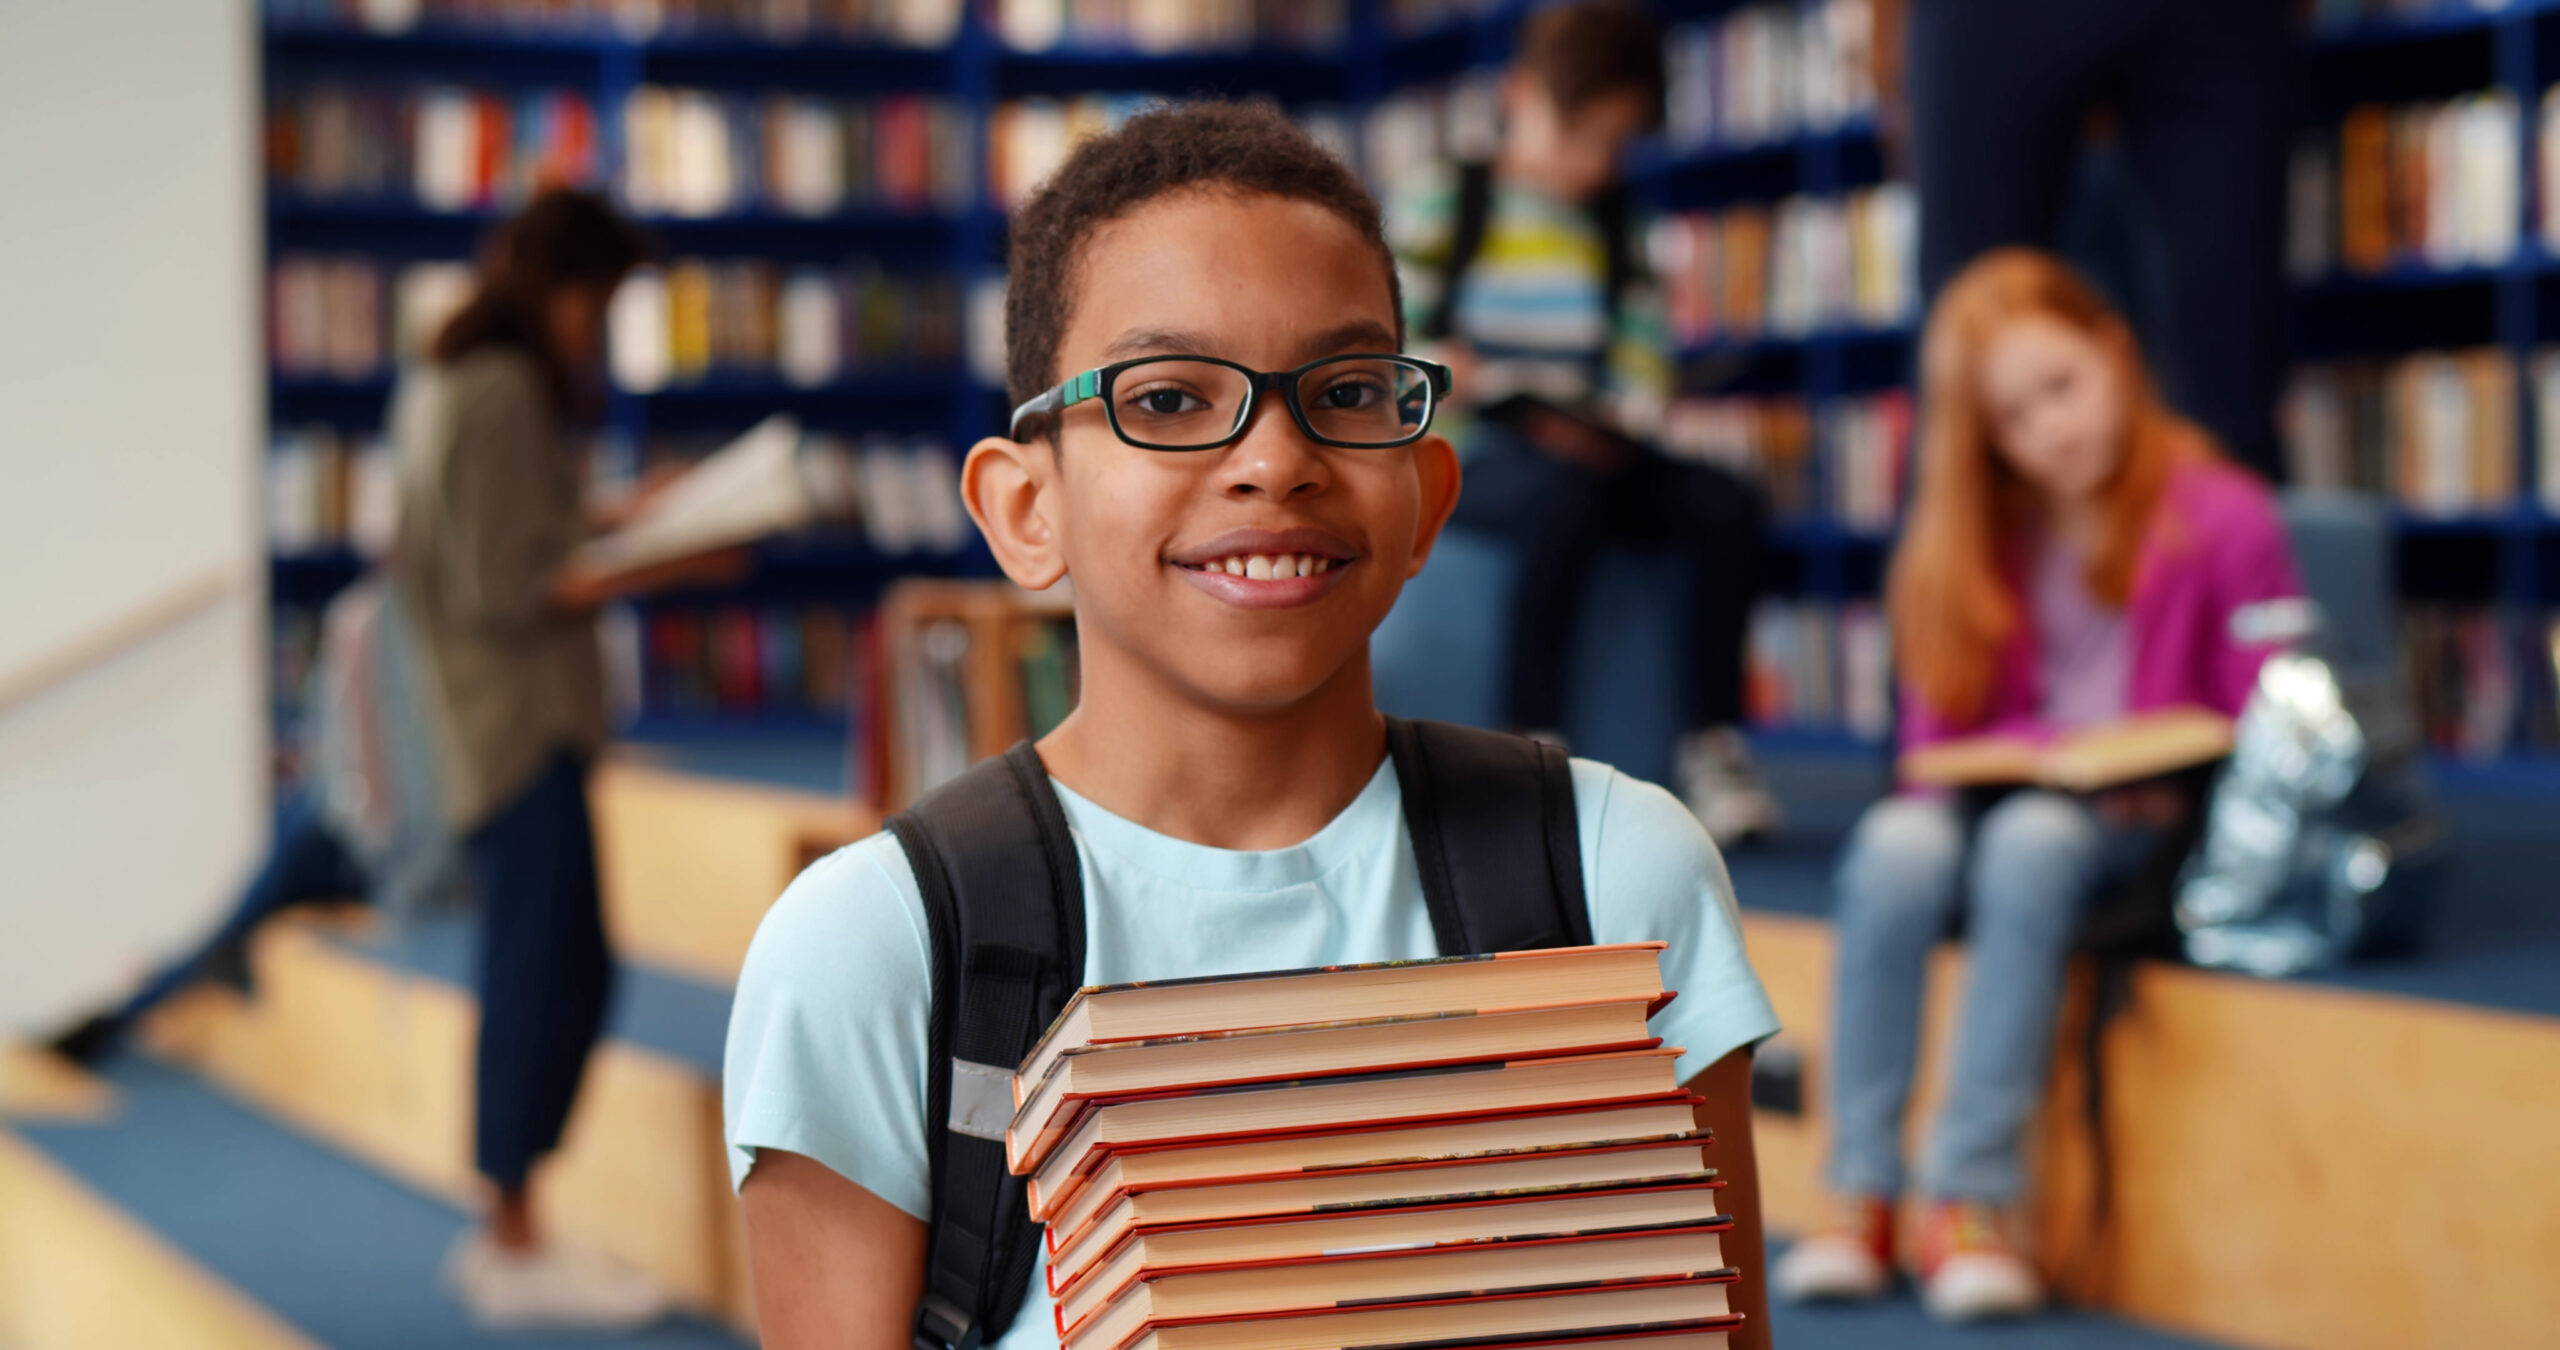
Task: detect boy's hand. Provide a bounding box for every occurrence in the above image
[1687,1046,1772,1350]
[551,544,752,612]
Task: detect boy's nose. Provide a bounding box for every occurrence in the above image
[1217,399,1331,501]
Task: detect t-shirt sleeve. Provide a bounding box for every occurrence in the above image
[722,832,937,1219]
[1572,761,1780,1083]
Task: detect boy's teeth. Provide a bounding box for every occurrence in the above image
[1193,552,1339,578]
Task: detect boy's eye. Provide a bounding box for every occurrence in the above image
[1314,377,1386,410]
[1124,385,1214,417]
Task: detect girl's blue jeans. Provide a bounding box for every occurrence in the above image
[1825,790,2140,1204]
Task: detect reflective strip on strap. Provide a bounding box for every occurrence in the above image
[947,1058,1015,1142]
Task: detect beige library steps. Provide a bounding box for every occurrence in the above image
[5,750,2557,1350]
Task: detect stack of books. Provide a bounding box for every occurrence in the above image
[1006,944,1746,1350]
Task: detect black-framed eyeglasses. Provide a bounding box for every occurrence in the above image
[1008,353,1455,451]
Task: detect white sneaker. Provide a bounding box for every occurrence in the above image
[443,1229,675,1331]
[1677,727,1784,847]
[1772,1232,1892,1302]
[1922,1249,2044,1322]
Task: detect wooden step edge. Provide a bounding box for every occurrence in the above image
[139,918,755,1335]
[0,1128,320,1350]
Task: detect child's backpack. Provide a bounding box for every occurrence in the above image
[889,718,1593,1350]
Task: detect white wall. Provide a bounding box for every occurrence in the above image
[0,2,264,1033]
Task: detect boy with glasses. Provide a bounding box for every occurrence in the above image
[722,102,1780,1350]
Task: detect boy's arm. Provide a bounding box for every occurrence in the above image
[740,1149,925,1350]
[1686,1046,1770,1350]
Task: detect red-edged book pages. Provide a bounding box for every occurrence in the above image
[1011,999,1663,1163]
[1406,1326,1742,1350]
[1020,1048,1686,1183]
[1051,1178,1729,1299]
[1062,1222,1733,1348]
[1017,944,1672,1095]
[1050,1135,1717,1285]
[1107,1273,1741,1350]
[1033,1098,1702,1228]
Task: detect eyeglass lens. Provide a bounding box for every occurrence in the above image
[1109,357,1432,449]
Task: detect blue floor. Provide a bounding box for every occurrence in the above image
[1768,1274,2225,1350]
[14,1058,748,1350]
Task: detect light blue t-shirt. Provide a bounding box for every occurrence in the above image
[722,754,1779,1350]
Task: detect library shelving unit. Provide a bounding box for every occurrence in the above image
[2296,0,2560,771]
[256,2,1370,779]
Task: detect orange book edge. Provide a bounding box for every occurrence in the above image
[1056,1220,1739,1341]
[1048,1176,1730,1300]
[1043,1131,1719,1259]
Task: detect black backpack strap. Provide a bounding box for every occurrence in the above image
[1420,160,1497,344]
[1591,181,1635,333]
[889,742,1087,1350]
[1385,717,1593,954]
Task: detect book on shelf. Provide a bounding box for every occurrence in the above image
[1650,183,1915,347]
[2305,90,2519,278]
[1898,705,2237,792]
[613,603,857,723]
[604,258,963,392]
[1744,600,1890,744]
[992,0,1344,54]
[2280,349,2520,515]
[266,0,965,46]
[619,87,974,218]
[999,944,1750,1350]
[269,255,477,381]
[268,425,399,557]
[1360,74,1504,200]
[989,97,1354,208]
[1664,0,1876,155]
[267,81,599,211]
[2403,604,2560,760]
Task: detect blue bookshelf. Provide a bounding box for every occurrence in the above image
[2300,0,2560,762]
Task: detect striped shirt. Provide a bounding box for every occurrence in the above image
[1388,167,1671,431]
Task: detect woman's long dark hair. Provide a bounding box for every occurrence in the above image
[429,188,645,417]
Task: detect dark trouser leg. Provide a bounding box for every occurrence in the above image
[466,751,612,1191]
[115,792,366,1026]
[1447,434,1612,733]
[1619,454,1768,732]
[2117,0,2295,481]
[1908,0,2127,299]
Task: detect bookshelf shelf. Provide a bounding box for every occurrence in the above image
[2305,2,2537,47]
[1674,323,1918,365]
[1632,119,1883,182]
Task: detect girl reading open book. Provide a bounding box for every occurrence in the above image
[1773,250,2302,1321]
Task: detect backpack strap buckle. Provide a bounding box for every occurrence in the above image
[914,1292,979,1350]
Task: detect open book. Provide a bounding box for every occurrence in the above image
[570,414,857,579]
[1897,705,2236,793]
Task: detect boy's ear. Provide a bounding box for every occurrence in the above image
[961,434,1069,591]
[1402,433,1464,579]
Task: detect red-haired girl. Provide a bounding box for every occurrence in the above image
[1773,249,2302,1320]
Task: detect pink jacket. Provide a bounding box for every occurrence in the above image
[1899,456,2305,756]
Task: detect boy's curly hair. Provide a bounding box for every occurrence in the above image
[1516,0,1666,125]
[1003,101,1402,419]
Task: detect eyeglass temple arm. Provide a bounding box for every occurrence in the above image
[1008,385,1064,439]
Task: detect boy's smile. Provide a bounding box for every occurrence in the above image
[1166,525,1359,609]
